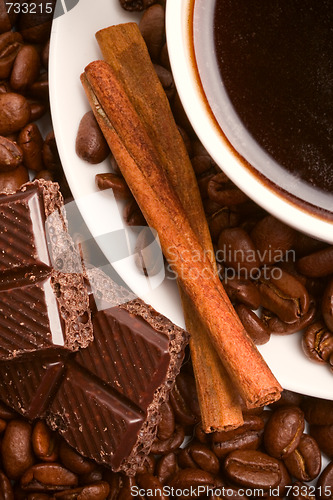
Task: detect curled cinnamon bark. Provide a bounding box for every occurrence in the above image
[81,59,282,409]
[96,22,243,431]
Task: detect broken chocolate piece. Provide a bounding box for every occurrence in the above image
[0,273,188,473]
[0,180,92,359]
[0,354,66,419]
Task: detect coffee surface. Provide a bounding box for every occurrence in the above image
[214,0,333,194]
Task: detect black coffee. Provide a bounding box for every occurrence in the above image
[214,0,333,194]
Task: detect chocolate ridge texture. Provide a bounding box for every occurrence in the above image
[0,179,93,358]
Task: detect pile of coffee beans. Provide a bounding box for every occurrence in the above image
[0,358,332,499]
[0,0,69,198]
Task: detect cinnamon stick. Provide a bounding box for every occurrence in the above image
[96,23,243,431]
[81,60,282,409]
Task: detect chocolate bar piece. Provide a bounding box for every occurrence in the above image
[0,180,93,359]
[0,283,188,473]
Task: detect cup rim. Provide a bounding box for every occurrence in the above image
[165,0,333,243]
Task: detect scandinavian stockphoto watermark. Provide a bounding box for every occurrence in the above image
[44,188,296,307]
[166,245,296,283]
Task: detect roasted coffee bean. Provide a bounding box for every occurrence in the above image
[154,64,175,101]
[0,31,23,79]
[322,279,333,332]
[0,401,18,420]
[259,267,310,324]
[136,474,168,500]
[18,122,44,171]
[135,455,156,476]
[28,99,48,121]
[0,79,11,93]
[0,92,30,135]
[206,205,240,242]
[270,390,303,410]
[79,468,103,486]
[21,463,78,491]
[171,92,194,138]
[27,72,49,101]
[263,303,316,336]
[0,163,29,192]
[302,397,333,425]
[264,406,304,459]
[302,322,333,364]
[207,172,248,206]
[283,434,321,481]
[139,4,165,61]
[297,246,333,278]
[293,232,328,258]
[192,155,217,177]
[41,39,49,69]
[59,441,95,475]
[235,304,271,345]
[224,450,282,490]
[32,421,58,462]
[18,0,56,43]
[191,140,209,157]
[2,419,35,479]
[309,425,333,459]
[102,471,121,500]
[95,173,132,200]
[278,260,308,285]
[197,172,215,200]
[119,0,157,11]
[157,401,175,441]
[204,199,228,218]
[159,41,170,70]
[0,0,18,33]
[11,486,27,500]
[10,44,40,91]
[0,135,23,171]
[217,227,259,276]
[212,413,265,458]
[0,470,14,500]
[109,155,122,175]
[53,481,110,499]
[150,424,185,455]
[116,476,137,500]
[316,462,333,500]
[26,494,52,500]
[134,226,163,277]
[178,442,219,475]
[42,130,61,171]
[194,424,211,445]
[168,468,216,496]
[76,111,110,164]
[223,276,261,310]
[57,172,72,201]
[156,452,179,484]
[251,215,296,265]
[34,169,54,181]
[169,371,200,426]
[0,417,7,432]
[123,198,147,226]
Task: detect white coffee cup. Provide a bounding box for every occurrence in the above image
[166,0,333,243]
